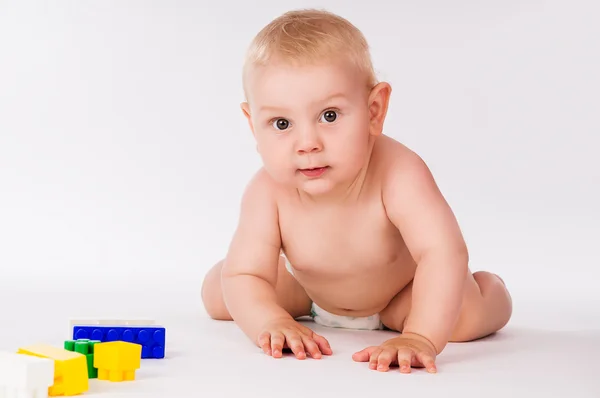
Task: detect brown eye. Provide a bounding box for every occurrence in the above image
[272,118,290,130]
[320,110,337,123]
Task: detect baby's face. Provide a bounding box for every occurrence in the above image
[242,58,376,196]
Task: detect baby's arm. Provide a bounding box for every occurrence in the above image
[382,154,469,354]
[221,170,292,342]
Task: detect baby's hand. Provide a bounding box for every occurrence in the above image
[352,333,437,373]
[257,318,332,359]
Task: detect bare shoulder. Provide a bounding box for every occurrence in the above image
[377,135,466,259]
[237,167,282,238]
[242,167,280,199]
[376,135,436,193]
[222,167,283,280]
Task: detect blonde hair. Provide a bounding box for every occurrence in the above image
[242,9,378,99]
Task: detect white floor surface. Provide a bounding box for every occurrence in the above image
[0,287,598,398]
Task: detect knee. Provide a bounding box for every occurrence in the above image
[492,274,513,329]
[451,272,512,342]
[475,271,513,325]
[201,260,231,320]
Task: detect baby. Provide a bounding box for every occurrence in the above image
[201,9,512,373]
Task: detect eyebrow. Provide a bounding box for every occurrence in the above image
[258,92,349,113]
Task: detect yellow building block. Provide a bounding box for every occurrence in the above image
[17,344,89,396]
[94,341,141,382]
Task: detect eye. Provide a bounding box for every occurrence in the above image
[320,110,337,123]
[272,118,290,130]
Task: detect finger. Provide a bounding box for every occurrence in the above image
[284,332,306,360]
[369,348,384,370]
[312,333,333,355]
[417,351,437,373]
[301,335,322,359]
[352,346,378,362]
[270,332,285,358]
[376,348,396,372]
[397,348,414,373]
[257,331,272,356]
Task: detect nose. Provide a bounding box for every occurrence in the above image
[296,125,323,154]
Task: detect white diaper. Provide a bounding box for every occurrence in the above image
[284,255,383,331]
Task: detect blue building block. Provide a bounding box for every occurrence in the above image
[72,325,166,359]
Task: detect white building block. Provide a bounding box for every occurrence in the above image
[69,319,155,327]
[0,352,54,398]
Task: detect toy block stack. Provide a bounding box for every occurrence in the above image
[0,318,167,396]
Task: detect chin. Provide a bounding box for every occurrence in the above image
[297,179,337,197]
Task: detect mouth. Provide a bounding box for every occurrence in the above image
[299,166,329,177]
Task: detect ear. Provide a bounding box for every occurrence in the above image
[367,82,392,136]
[240,102,255,136]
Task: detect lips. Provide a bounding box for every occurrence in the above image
[299,166,328,177]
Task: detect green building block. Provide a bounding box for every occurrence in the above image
[64,338,100,379]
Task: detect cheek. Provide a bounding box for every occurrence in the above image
[332,120,370,159]
[258,136,286,160]
[256,136,294,178]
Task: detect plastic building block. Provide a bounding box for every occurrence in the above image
[72,325,166,359]
[94,341,141,382]
[64,339,100,379]
[17,344,88,396]
[0,351,54,398]
[69,319,155,327]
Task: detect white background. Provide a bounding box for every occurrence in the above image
[0,1,599,396]
[1,0,598,299]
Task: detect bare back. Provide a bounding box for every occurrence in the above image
[274,135,418,318]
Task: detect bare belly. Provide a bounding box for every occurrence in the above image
[286,245,417,317]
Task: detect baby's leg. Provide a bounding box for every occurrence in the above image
[201,256,312,320]
[380,270,512,342]
[450,271,513,342]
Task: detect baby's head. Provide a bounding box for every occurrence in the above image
[241,9,391,197]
